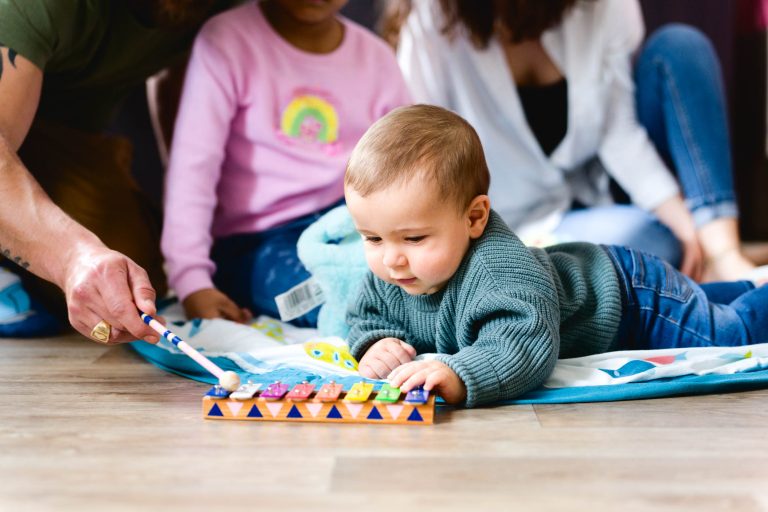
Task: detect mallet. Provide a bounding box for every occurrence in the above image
[139,311,241,392]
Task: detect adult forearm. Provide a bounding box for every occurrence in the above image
[653,194,697,244]
[0,136,101,290]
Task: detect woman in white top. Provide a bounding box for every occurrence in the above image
[392,0,759,282]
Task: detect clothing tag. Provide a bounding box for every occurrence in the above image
[274,276,325,321]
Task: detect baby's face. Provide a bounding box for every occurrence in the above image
[346,179,473,296]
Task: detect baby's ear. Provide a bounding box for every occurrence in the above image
[466,195,490,239]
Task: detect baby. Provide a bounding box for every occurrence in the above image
[344,104,768,407]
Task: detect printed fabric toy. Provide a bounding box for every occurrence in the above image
[297,205,368,338]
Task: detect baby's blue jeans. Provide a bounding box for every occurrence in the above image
[210,199,344,327]
[605,246,768,350]
[555,24,738,269]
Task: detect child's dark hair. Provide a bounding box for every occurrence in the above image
[345,104,490,212]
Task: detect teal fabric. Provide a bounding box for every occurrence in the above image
[505,370,768,404]
[132,336,768,405]
[130,300,768,406]
[347,210,622,407]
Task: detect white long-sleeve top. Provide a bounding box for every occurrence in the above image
[398,0,679,234]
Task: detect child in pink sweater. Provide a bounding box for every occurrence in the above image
[162,0,411,325]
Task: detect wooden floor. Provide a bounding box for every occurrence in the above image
[2,334,767,511]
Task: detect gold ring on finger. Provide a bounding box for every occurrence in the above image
[90,320,112,343]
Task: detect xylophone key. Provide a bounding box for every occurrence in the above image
[260,381,290,400]
[229,382,262,400]
[344,381,374,402]
[315,382,343,402]
[205,385,231,399]
[285,382,315,401]
[374,383,401,403]
[404,386,429,404]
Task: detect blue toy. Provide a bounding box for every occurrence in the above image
[297,205,368,338]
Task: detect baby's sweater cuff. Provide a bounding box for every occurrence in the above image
[435,351,502,408]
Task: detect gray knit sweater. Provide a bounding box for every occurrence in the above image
[346,210,623,407]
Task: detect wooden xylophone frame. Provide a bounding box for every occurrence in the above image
[202,391,435,425]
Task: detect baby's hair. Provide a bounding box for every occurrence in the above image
[345,104,490,212]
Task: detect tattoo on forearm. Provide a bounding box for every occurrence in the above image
[0,41,19,81]
[0,47,26,269]
[0,243,30,270]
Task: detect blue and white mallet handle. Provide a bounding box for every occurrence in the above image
[139,311,241,391]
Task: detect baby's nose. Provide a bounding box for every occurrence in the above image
[383,248,406,268]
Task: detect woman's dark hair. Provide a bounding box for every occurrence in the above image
[380,0,579,49]
[379,0,415,48]
[440,0,579,47]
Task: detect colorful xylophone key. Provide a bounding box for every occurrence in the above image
[229,382,262,400]
[404,386,429,404]
[315,382,343,402]
[344,382,374,402]
[374,383,401,403]
[285,382,315,401]
[260,381,290,400]
[205,385,231,399]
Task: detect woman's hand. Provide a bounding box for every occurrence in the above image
[358,337,417,379]
[182,288,251,323]
[678,236,705,282]
[653,194,704,281]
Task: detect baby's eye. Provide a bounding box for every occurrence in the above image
[405,235,426,243]
[364,236,382,244]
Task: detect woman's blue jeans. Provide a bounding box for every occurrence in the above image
[210,199,344,327]
[555,24,738,269]
[605,246,768,350]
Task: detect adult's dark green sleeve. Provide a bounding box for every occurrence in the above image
[0,0,71,70]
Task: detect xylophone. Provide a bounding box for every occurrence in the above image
[203,380,435,425]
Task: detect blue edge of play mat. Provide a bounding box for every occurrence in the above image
[131,340,768,405]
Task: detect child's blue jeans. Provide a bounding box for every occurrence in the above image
[210,199,344,327]
[605,245,768,350]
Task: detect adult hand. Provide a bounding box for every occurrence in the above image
[678,236,705,282]
[182,288,251,323]
[653,194,704,281]
[358,337,417,379]
[388,360,467,405]
[63,245,161,345]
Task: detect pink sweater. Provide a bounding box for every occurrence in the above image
[162,2,411,301]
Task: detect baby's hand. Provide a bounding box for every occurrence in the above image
[358,337,417,379]
[388,360,467,405]
[182,288,251,323]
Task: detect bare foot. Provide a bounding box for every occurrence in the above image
[702,247,756,282]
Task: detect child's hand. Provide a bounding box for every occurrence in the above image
[182,288,251,323]
[388,360,467,405]
[358,337,417,379]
